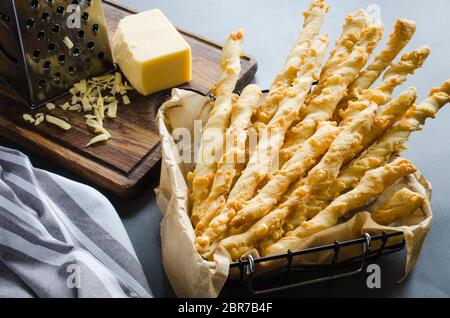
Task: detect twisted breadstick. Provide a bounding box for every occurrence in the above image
[340,45,430,124]
[219,105,377,260]
[263,158,417,257]
[228,121,340,231]
[190,30,244,224]
[195,37,329,258]
[334,79,450,195]
[305,9,372,105]
[333,19,416,120]
[371,188,426,225]
[280,22,383,164]
[194,84,262,234]
[257,0,329,124]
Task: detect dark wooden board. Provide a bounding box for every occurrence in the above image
[0,0,257,197]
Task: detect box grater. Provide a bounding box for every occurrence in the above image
[0,0,115,109]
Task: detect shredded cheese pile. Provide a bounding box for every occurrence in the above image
[22,71,134,147]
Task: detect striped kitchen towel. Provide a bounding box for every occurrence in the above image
[0,146,152,298]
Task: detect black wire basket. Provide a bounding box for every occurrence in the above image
[229,231,405,295]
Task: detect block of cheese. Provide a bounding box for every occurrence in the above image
[112,9,192,95]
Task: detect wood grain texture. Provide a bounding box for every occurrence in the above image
[0,0,257,197]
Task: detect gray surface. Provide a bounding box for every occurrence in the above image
[2,0,450,297]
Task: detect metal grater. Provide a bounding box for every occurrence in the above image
[0,0,115,109]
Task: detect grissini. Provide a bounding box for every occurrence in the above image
[333,19,416,121]
[219,105,377,260]
[195,84,262,234]
[228,121,340,231]
[263,158,417,257]
[195,37,329,258]
[282,87,418,229]
[257,0,329,124]
[334,79,450,196]
[190,30,243,225]
[371,188,426,225]
[340,45,431,124]
[305,9,372,106]
[280,22,383,164]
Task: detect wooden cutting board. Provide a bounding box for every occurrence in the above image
[0,0,257,198]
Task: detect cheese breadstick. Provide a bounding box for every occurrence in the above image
[263,158,417,257]
[194,84,262,234]
[228,121,340,231]
[371,188,426,225]
[195,37,329,258]
[305,9,372,105]
[339,45,430,124]
[280,22,383,164]
[190,30,243,224]
[333,19,416,120]
[219,105,377,260]
[334,79,450,195]
[257,0,329,124]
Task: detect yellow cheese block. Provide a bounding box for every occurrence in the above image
[112,9,192,95]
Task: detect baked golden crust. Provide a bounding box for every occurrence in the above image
[256,0,329,124]
[228,121,340,231]
[190,30,244,225]
[371,188,426,225]
[220,105,377,260]
[196,37,329,258]
[333,19,417,121]
[263,158,417,257]
[334,79,450,195]
[194,84,262,235]
[280,22,383,164]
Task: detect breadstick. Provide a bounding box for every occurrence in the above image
[334,79,450,195]
[257,0,329,124]
[333,19,416,120]
[228,121,340,231]
[371,188,426,225]
[305,9,372,105]
[280,22,383,164]
[190,30,243,224]
[219,105,377,260]
[263,158,417,257]
[194,84,262,234]
[195,37,329,258]
[339,45,430,124]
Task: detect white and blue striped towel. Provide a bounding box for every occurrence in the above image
[0,146,152,298]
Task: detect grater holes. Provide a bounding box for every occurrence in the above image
[48,43,56,52]
[73,47,81,56]
[41,12,50,22]
[97,52,105,60]
[92,24,99,33]
[71,0,80,4]
[54,72,61,82]
[43,61,51,72]
[77,30,85,39]
[47,0,54,5]
[32,49,41,60]
[26,18,35,29]
[30,0,39,9]
[56,6,65,15]
[68,66,76,74]
[58,54,65,64]
[81,12,89,22]
[52,24,61,33]
[87,41,95,50]
[37,31,46,40]
[38,80,46,89]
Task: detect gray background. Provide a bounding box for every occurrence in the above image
[2,0,450,297]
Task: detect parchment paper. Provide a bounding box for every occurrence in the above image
[156,88,433,298]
